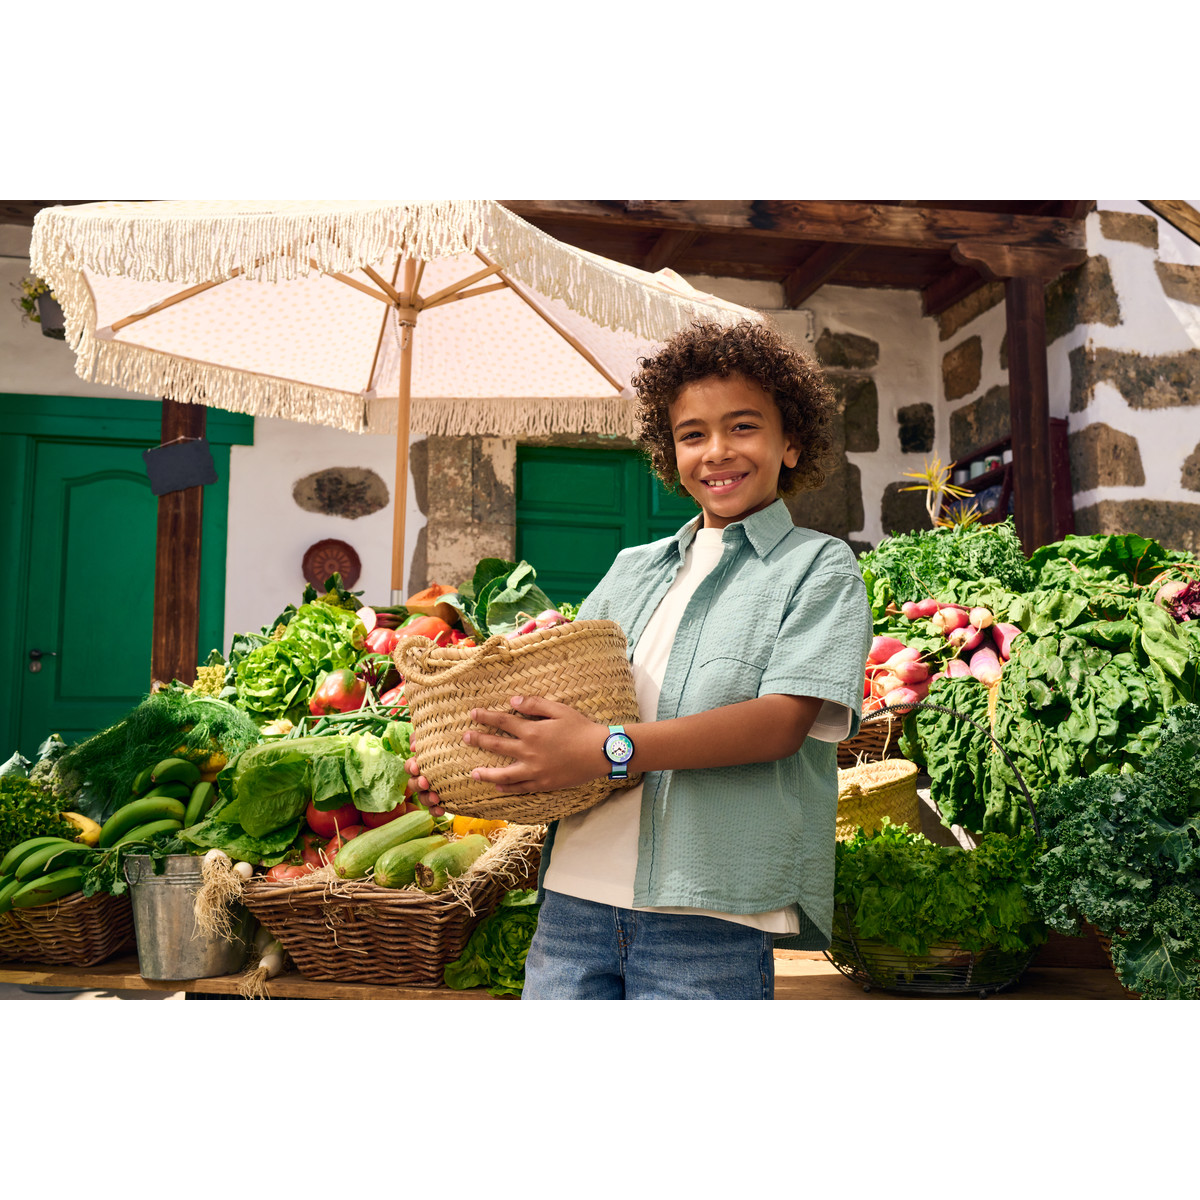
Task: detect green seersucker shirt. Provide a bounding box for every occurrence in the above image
[538,498,872,951]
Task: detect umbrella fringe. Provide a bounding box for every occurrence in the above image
[403,396,638,439]
[32,201,759,345]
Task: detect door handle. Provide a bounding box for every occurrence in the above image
[28,648,57,673]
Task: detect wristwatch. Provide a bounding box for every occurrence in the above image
[602,725,635,780]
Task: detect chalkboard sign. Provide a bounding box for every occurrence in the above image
[142,437,218,496]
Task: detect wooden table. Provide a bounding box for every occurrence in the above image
[0,950,1135,1000]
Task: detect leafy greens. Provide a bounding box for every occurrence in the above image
[443,888,541,996]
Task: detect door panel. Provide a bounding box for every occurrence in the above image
[516,446,699,607]
[21,443,159,750]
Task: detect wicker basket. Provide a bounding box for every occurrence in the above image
[825,905,1037,997]
[0,912,39,962]
[240,825,544,987]
[837,706,905,769]
[394,619,642,824]
[5,890,135,968]
[836,757,921,841]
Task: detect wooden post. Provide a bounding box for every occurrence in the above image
[1004,276,1056,553]
[151,398,206,687]
[390,259,418,603]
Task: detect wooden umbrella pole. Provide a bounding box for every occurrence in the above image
[390,258,418,602]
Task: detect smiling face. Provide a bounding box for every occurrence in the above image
[669,373,802,529]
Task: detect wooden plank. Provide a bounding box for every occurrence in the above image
[151,399,205,687]
[502,200,1088,255]
[951,239,1086,280]
[1005,277,1056,553]
[0,952,1136,1000]
[1142,200,1200,247]
[643,229,697,273]
[921,263,989,316]
[781,243,861,307]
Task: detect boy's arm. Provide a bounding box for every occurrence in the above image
[458,692,824,794]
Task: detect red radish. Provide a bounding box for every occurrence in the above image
[915,598,940,618]
[356,606,378,634]
[863,678,872,698]
[931,607,970,634]
[882,686,922,708]
[992,622,1021,660]
[969,606,994,629]
[868,635,908,664]
[947,624,984,653]
[515,619,539,636]
[863,695,886,713]
[945,658,973,679]
[871,671,904,697]
[883,645,922,667]
[968,646,1003,685]
[901,601,922,620]
[891,659,931,685]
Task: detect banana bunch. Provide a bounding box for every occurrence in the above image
[0,835,96,912]
[100,757,219,850]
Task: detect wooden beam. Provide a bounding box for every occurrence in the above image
[922,264,989,316]
[1142,201,1200,248]
[781,243,861,308]
[1005,278,1056,553]
[643,229,697,273]
[501,200,1087,255]
[951,240,1086,281]
[151,399,206,687]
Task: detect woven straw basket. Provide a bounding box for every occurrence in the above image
[837,705,904,769]
[4,891,135,968]
[836,757,921,841]
[393,619,642,824]
[0,912,38,962]
[240,824,544,987]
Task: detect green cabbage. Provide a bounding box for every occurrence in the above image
[443,889,541,996]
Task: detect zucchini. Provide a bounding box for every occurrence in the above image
[11,866,85,908]
[414,834,490,893]
[373,835,448,889]
[333,808,435,878]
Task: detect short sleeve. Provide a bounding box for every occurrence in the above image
[758,567,872,742]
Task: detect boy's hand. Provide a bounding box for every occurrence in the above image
[404,758,446,817]
[464,695,610,794]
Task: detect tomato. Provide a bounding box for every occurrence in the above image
[300,831,328,870]
[309,668,367,715]
[324,825,366,859]
[361,801,417,829]
[448,630,476,647]
[378,683,406,715]
[404,616,454,646]
[265,864,310,882]
[305,800,360,839]
[365,627,400,655]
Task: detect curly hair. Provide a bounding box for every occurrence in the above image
[632,318,836,499]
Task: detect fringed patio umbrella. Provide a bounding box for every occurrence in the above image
[31,200,761,597]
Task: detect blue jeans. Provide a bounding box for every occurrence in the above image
[522,889,775,1000]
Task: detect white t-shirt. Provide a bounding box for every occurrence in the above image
[544,525,853,933]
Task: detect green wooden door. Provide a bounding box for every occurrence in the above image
[515,446,698,607]
[1,395,252,759]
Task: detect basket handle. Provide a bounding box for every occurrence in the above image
[392,632,516,688]
[863,699,1041,838]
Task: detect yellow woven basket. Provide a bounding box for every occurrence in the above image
[835,757,921,841]
[393,619,642,824]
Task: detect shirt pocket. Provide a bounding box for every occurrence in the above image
[694,654,769,705]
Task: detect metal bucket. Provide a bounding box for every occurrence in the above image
[124,854,254,980]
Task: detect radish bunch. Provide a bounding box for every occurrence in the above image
[863,601,1022,712]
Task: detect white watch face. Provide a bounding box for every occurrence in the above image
[605,733,634,764]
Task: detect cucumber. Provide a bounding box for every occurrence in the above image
[0,873,25,913]
[414,835,490,893]
[98,796,187,847]
[0,836,77,877]
[333,809,435,878]
[11,866,85,908]
[113,818,183,847]
[373,835,448,888]
[13,842,93,882]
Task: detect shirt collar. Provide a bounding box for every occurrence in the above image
[672,498,794,560]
